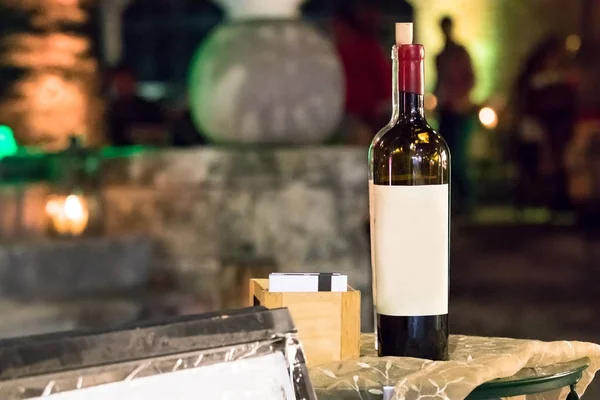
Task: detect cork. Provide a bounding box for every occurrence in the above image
[395,23,414,45]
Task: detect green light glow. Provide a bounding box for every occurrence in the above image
[0,125,19,159]
[470,39,497,104]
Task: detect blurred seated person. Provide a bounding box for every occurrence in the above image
[565,118,600,214]
[515,37,576,212]
[332,0,391,145]
[564,115,600,276]
[565,57,600,245]
[512,43,554,210]
[107,65,168,146]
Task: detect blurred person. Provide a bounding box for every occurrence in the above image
[513,37,577,214]
[565,56,600,276]
[107,64,168,146]
[565,119,600,277]
[332,0,391,145]
[434,16,476,216]
[511,116,553,212]
[512,39,557,211]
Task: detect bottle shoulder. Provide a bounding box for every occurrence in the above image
[369,119,450,185]
[370,119,449,155]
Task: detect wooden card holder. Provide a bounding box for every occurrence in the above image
[249,278,360,367]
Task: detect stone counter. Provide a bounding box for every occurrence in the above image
[0,235,153,299]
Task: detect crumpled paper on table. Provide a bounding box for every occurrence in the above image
[311,334,600,400]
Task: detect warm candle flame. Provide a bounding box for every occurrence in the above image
[64,194,85,220]
[46,194,89,236]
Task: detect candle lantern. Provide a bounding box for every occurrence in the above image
[45,136,104,238]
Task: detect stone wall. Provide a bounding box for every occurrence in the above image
[103,147,372,328]
[0,146,373,329]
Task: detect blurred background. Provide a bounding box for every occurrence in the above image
[0,0,599,395]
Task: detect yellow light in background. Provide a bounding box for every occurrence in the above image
[565,34,581,53]
[424,93,438,111]
[479,107,498,129]
[46,194,89,236]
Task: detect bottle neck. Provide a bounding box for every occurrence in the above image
[399,92,425,121]
[391,45,425,122]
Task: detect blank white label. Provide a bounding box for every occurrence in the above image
[371,183,449,316]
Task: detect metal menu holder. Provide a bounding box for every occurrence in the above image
[0,306,316,400]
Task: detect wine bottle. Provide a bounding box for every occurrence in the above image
[368,23,450,360]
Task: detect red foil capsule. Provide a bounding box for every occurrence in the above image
[398,44,425,95]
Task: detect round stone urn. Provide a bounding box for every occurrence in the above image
[188,0,344,144]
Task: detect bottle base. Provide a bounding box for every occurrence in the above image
[377,313,448,361]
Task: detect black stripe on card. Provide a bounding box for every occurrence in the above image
[318,273,333,291]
